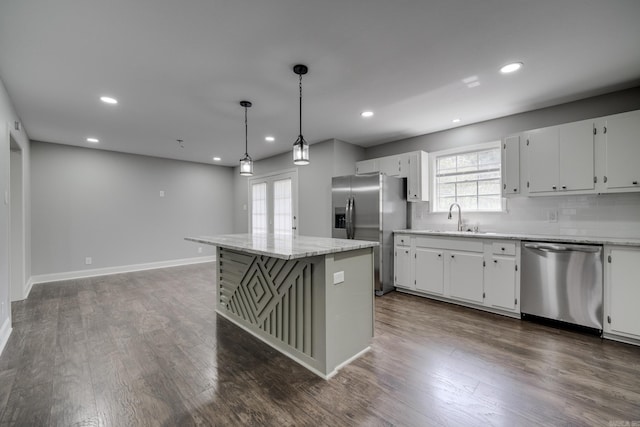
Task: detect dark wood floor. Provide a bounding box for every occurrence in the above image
[1,263,639,426]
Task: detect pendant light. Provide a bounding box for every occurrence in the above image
[292,64,310,165]
[239,100,253,176]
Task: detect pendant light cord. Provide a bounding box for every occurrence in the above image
[244,105,249,156]
[299,74,303,137]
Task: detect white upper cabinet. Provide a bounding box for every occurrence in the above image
[526,120,595,195]
[558,120,595,192]
[356,151,428,202]
[503,109,640,197]
[501,135,520,195]
[379,155,403,177]
[599,110,640,191]
[355,158,378,175]
[407,151,429,202]
[527,127,560,193]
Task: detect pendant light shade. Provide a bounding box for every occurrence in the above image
[239,100,253,176]
[292,64,310,165]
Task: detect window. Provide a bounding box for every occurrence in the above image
[249,170,298,235]
[432,143,502,212]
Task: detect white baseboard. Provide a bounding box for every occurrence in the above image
[23,277,34,299]
[0,316,12,357]
[30,255,216,285]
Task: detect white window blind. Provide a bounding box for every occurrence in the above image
[251,182,267,233]
[434,146,502,212]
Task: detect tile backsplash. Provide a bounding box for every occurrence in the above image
[409,192,640,239]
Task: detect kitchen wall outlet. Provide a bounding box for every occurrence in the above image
[546,209,558,223]
[243,204,247,211]
[85,257,92,265]
[198,247,203,254]
[159,190,165,197]
[333,271,345,285]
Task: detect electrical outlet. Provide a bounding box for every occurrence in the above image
[546,209,558,223]
[198,247,203,254]
[85,257,92,265]
[159,190,165,197]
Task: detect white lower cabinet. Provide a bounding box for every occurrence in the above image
[394,234,520,317]
[448,251,484,303]
[394,243,412,290]
[484,255,518,311]
[415,247,444,295]
[604,246,640,343]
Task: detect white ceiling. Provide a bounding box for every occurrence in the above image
[1,0,639,166]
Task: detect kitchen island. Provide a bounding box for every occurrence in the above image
[185,233,378,379]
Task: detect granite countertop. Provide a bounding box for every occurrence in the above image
[186,233,379,260]
[394,229,640,247]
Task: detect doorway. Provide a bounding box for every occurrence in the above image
[248,169,298,235]
[9,134,25,301]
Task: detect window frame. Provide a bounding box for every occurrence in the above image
[429,141,504,213]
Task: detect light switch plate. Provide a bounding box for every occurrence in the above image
[333,271,345,285]
[159,190,165,197]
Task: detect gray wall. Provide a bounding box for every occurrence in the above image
[31,142,235,276]
[366,86,640,158]
[0,76,31,342]
[233,139,365,236]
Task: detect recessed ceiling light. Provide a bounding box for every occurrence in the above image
[86,137,99,143]
[452,118,461,123]
[500,62,523,74]
[361,111,374,118]
[213,157,221,161]
[100,96,118,104]
[265,136,275,142]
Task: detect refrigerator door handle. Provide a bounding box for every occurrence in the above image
[346,196,355,239]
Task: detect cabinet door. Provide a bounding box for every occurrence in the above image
[394,246,413,289]
[607,248,640,338]
[604,111,640,190]
[356,159,379,175]
[415,247,444,295]
[448,251,484,303]
[502,135,520,195]
[527,128,559,193]
[407,151,428,202]
[379,155,402,176]
[484,256,517,311]
[558,120,594,191]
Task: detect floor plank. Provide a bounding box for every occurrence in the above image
[1,263,639,426]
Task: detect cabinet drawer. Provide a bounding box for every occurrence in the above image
[492,242,516,256]
[395,235,410,247]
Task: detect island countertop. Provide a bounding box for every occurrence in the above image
[185,233,378,260]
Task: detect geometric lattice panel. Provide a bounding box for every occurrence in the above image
[218,248,313,357]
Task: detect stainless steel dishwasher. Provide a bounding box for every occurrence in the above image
[521,241,603,332]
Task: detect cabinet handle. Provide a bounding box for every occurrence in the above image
[633,181,638,185]
[405,250,409,254]
[501,247,505,251]
[513,188,517,192]
[562,185,567,189]
[450,255,455,259]
[437,253,442,258]
[494,259,498,264]
[552,186,557,190]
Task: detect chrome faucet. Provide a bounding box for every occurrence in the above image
[448,203,463,231]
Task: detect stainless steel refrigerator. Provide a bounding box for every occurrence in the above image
[332,173,406,295]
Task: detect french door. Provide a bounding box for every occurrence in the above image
[249,170,298,235]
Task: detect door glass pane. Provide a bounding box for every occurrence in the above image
[273,178,292,235]
[251,182,267,234]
